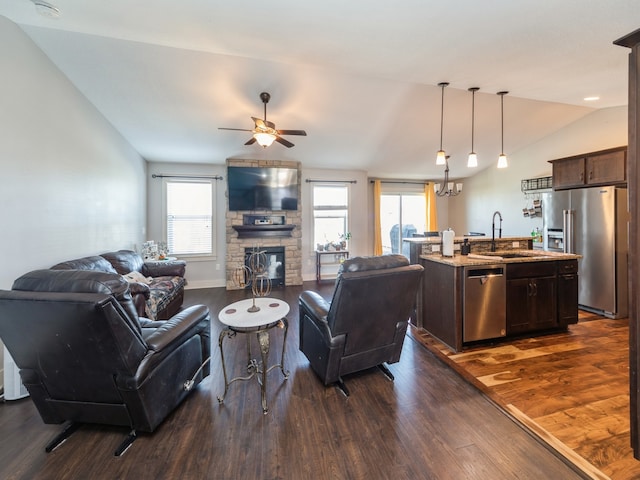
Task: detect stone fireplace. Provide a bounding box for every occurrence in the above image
[225,159,302,290]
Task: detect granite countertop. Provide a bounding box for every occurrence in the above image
[404,236,533,244]
[421,250,581,267]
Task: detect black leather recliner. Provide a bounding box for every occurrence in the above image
[0,269,210,455]
[299,254,423,395]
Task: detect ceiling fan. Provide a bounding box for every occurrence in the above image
[219,92,307,148]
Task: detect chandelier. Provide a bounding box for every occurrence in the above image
[434,156,462,197]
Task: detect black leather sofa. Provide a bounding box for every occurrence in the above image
[51,249,186,320]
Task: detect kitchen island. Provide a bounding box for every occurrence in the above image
[416,245,580,352]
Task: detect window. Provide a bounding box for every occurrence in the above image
[164,180,215,257]
[312,184,349,249]
[380,192,426,257]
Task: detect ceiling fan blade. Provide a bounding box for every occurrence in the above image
[245,137,257,145]
[277,129,307,136]
[275,136,294,148]
[219,127,253,132]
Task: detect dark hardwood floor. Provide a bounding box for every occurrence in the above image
[0,282,584,479]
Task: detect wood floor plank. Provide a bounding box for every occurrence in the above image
[411,314,639,479]
[0,283,584,479]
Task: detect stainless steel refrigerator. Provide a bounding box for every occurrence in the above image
[542,186,628,318]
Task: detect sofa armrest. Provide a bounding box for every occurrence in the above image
[142,260,186,278]
[299,291,339,345]
[299,290,329,319]
[127,281,150,299]
[120,305,210,390]
[143,305,209,352]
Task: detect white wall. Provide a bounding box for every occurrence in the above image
[300,168,370,280]
[146,162,227,288]
[447,106,628,237]
[145,163,371,287]
[0,18,146,380]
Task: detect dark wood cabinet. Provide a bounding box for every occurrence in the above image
[550,146,627,190]
[557,260,579,325]
[506,261,557,335]
[551,156,586,189]
[420,257,579,352]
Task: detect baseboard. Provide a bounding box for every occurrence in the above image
[185,279,226,290]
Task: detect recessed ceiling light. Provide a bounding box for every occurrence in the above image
[31,1,60,18]
[584,96,600,102]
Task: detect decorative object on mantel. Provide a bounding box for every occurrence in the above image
[218,92,307,148]
[232,247,272,312]
[232,214,295,239]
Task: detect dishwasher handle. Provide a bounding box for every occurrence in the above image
[466,267,505,279]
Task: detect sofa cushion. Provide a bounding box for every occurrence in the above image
[12,269,141,333]
[50,255,118,274]
[123,270,152,284]
[146,276,186,320]
[101,250,145,275]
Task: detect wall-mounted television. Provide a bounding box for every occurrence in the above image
[227,166,298,211]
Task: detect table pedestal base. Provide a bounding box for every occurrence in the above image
[217,318,289,414]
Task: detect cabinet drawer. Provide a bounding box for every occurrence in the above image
[557,260,578,274]
[507,261,556,279]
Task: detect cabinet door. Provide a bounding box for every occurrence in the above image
[507,275,557,334]
[557,273,578,325]
[586,149,626,186]
[552,157,586,189]
[530,276,557,330]
[506,278,532,335]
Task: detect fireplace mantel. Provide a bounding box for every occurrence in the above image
[232,224,296,239]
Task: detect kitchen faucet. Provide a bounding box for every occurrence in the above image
[491,211,503,252]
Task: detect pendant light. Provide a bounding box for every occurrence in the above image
[497,91,509,169]
[436,82,449,165]
[467,87,479,168]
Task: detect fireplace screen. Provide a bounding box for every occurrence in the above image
[244,247,285,287]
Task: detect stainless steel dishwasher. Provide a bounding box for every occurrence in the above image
[463,264,506,342]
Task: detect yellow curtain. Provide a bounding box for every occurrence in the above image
[373,180,383,255]
[425,183,438,232]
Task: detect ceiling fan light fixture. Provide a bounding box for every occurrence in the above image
[254,132,276,148]
[435,82,449,165]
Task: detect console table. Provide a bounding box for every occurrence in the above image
[315,250,349,281]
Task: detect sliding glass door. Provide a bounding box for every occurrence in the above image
[380,193,426,257]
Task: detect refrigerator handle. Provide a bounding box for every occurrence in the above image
[563,209,574,254]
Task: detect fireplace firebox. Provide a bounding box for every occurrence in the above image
[244,247,285,287]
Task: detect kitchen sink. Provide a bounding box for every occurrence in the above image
[484,251,549,259]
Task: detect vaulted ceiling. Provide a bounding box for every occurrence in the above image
[1,1,638,179]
